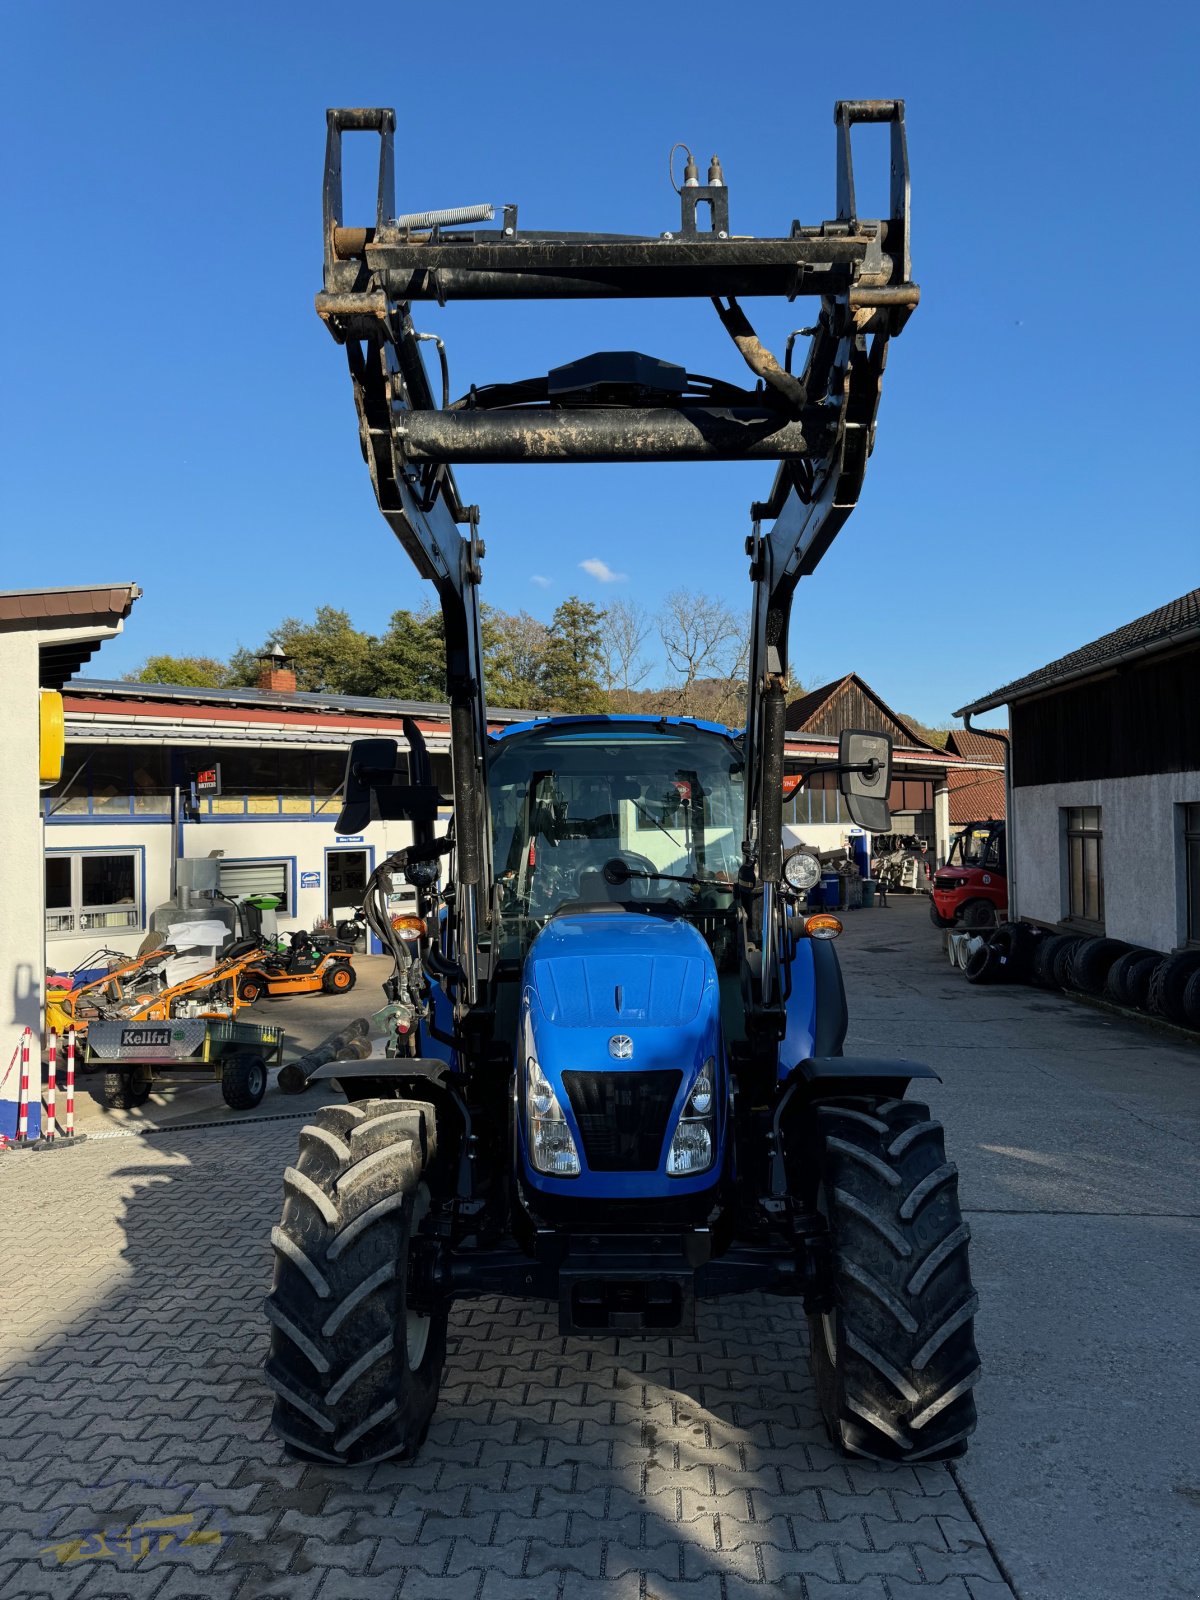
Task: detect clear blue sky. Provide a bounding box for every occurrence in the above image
[3,1,1196,726]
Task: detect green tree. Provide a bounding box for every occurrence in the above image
[482,605,550,710]
[124,654,228,689]
[372,603,447,701]
[540,596,607,713]
[234,607,374,694]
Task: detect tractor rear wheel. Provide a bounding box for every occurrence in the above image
[104,1066,153,1110]
[806,1098,979,1463]
[265,1099,446,1464]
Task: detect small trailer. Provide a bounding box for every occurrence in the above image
[84,1018,286,1111]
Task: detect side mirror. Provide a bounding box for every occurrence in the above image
[839,729,892,832]
[336,737,441,835]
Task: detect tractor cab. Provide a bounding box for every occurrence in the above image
[488,718,743,1205]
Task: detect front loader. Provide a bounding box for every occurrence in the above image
[264,103,979,1466]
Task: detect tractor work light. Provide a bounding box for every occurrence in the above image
[804,914,842,940]
[666,1059,716,1176]
[783,851,821,893]
[526,1056,580,1176]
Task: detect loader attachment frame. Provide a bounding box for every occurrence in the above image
[317,101,916,1028]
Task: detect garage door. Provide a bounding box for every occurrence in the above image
[218,860,290,913]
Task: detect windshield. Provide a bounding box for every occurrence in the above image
[950,826,999,868]
[489,723,744,944]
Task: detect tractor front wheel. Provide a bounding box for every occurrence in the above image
[806,1098,979,1463]
[265,1099,446,1464]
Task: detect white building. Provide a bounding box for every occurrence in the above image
[956,588,1200,953]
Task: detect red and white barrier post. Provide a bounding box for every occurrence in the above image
[16,1029,31,1142]
[43,1029,57,1142]
[65,1028,76,1139]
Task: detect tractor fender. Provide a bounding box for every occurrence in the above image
[767,1056,942,1195]
[779,937,848,1080]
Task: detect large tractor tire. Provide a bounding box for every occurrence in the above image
[1181,968,1200,1031]
[806,1099,979,1463]
[1052,937,1085,991]
[264,1099,446,1465]
[989,921,1039,984]
[1104,949,1158,1008]
[104,1066,153,1110]
[1068,937,1130,996]
[1031,933,1074,989]
[1147,951,1200,1026]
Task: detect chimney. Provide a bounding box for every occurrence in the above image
[256,644,297,694]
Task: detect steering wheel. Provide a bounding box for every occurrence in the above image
[601,853,662,901]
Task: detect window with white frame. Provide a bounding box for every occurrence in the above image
[218,859,291,914]
[1065,806,1104,926]
[1183,803,1200,945]
[45,852,141,936]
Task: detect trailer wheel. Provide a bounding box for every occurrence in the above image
[323,963,356,994]
[958,900,997,930]
[1147,951,1200,1026]
[104,1066,153,1110]
[264,1099,446,1464]
[807,1099,979,1463]
[221,1054,268,1110]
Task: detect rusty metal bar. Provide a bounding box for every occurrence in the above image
[395,407,817,464]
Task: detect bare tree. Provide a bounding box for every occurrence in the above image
[599,598,653,710]
[657,589,749,718]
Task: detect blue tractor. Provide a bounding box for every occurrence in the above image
[265,103,979,1466]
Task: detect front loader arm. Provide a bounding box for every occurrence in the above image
[316,101,916,1028]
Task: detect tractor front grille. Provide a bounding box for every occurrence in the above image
[561,1069,682,1172]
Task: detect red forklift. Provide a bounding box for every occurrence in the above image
[930,820,1007,928]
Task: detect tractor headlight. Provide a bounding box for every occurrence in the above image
[783,851,821,893]
[526,1056,580,1177]
[666,1058,716,1177]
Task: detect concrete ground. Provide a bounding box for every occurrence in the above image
[1,899,1197,1600]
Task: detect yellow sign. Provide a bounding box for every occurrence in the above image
[39,690,64,783]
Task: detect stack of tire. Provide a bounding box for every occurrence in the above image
[1101,945,1200,1030]
[963,921,1043,985]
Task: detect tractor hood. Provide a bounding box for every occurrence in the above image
[519,912,725,1199]
[524,912,711,1029]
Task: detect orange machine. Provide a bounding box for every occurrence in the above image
[237,931,356,1003]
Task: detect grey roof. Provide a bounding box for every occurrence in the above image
[955,588,1200,715]
[66,677,534,722]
